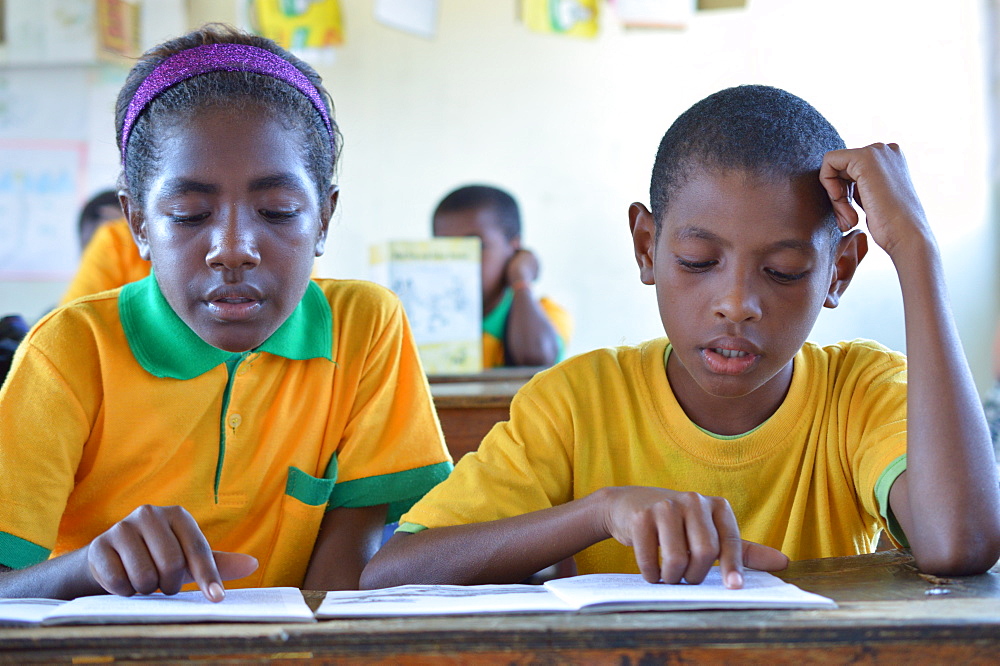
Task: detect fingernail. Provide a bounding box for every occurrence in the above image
[209,582,225,602]
[727,571,743,589]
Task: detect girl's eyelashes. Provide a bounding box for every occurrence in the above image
[765,268,808,283]
[259,209,300,221]
[169,212,210,226]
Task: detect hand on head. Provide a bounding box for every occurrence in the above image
[598,486,788,588]
[819,143,931,258]
[87,505,258,602]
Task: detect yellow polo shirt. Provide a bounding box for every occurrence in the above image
[60,218,151,305]
[482,288,573,369]
[401,338,908,572]
[0,275,452,587]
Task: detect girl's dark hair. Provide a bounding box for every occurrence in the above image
[115,24,342,207]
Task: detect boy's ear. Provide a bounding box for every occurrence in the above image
[824,229,868,309]
[120,191,151,261]
[315,186,339,256]
[629,202,657,285]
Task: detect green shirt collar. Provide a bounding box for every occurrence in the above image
[119,273,332,379]
[482,287,514,339]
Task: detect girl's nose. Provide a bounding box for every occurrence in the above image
[206,211,260,272]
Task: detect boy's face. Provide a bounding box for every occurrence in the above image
[433,207,519,307]
[630,168,863,414]
[123,106,334,353]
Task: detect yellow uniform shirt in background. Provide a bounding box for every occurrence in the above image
[481,288,573,369]
[401,338,907,572]
[60,218,151,305]
[0,275,452,588]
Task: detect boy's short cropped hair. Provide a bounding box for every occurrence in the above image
[650,85,846,229]
[433,185,521,241]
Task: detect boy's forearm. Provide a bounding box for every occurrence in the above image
[505,288,560,366]
[360,491,609,588]
[892,237,1000,573]
[0,548,104,600]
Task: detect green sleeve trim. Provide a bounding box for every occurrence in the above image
[286,466,337,506]
[0,531,51,570]
[395,522,428,534]
[327,461,453,523]
[874,454,909,547]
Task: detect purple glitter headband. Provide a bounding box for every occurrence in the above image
[120,43,334,165]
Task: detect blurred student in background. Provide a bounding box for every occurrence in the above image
[62,190,150,305]
[432,185,572,368]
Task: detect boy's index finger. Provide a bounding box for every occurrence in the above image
[712,504,744,590]
[167,508,225,602]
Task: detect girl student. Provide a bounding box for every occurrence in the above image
[0,25,451,601]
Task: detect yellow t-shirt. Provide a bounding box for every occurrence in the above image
[482,288,573,369]
[0,276,452,587]
[60,218,151,305]
[401,338,907,572]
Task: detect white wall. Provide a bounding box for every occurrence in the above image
[2,0,995,391]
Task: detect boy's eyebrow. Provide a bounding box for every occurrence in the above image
[675,227,816,254]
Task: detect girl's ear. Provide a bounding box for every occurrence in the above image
[629,202,657,285]
[314,186,338,256]
[120,191,151,261]
[824,229,868,309]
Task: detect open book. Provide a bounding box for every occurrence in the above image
[317,568,836,617]
[0,587,314,626]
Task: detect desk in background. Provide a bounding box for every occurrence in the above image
[1,551,998,663]
[429,368,540,459]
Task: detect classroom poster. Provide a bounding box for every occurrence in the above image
[370,239,482,374]
[521,0,600,39]
[373,0,439,39]
[96,0,141,59]
[610,0,693,29]
[0,139,87,280]
[250,0,344,50]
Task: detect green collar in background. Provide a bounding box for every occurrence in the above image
[482,287,514,339]
[119,273,332,380]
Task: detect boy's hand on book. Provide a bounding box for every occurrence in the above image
[819,143,933,260]
[86,505,258,602]
[598,487,788,589]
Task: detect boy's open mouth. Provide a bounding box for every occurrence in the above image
[701,344,760,375]
[204,286,264,322]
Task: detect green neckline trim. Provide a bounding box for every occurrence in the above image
[874,454,909,546]
[119,274,332,380]
[663,343,766,439]
[0,531,50,570]
[482,288,514,339]
[327,461,453,523]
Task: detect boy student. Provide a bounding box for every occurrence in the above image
[0,26,451,600]
[432,185,572,368]
[363,85,1000,590]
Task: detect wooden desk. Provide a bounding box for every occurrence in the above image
[2,551,999,663]
[431,378,529,459]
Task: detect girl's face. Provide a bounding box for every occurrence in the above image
[123,105,335,352]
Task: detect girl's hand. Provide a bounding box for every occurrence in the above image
[597,487,788,588]
[86,505,258,601]
[819,143,933,259]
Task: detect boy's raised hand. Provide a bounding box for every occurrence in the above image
[87,505,258,602]
[819,143,932,259]
[598,487,789,588]
[505,248,540,286]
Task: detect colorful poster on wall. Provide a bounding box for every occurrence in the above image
[97,0,141,59]
[250,0,344,50]
[521,0,600,39]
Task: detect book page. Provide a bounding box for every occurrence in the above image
[543,569,837,611]
[0,598,66,626]
[317,584,575,617]
[42,587,315,625]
